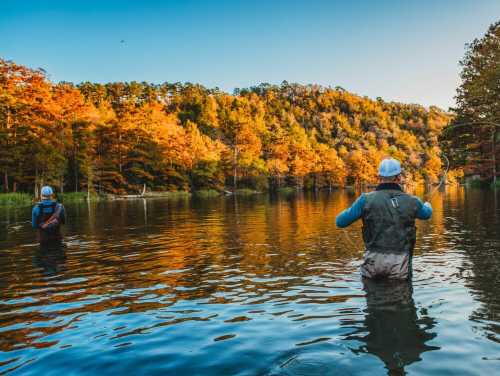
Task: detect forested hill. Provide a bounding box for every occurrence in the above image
[0,59,454,194]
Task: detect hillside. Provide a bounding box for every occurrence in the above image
[0,59,453,194]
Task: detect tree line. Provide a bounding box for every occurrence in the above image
[0,58,453,195]
[443,20,500,184]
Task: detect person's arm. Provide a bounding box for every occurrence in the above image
[32,205,39,229]
[336,194,366,228]
[416,198,432,220]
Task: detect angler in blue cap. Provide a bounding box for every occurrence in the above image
[336,158,432,280]
[32,186,66,244]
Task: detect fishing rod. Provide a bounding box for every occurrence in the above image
[341,150,451,250]
[415,119,500,201]
[340,119,499,250]
[441,120,500,185]
[424,151,450,201]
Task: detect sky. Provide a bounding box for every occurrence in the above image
[1,0,499,109]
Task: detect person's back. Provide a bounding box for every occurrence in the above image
[336,159,432,280]
[363,187,421,254]
[32,186,66,244]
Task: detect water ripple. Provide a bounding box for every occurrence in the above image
[0,190,499,375]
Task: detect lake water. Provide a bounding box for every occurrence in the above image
[0,188,499,375]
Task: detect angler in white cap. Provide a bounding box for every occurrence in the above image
[31,186,66,244]
[336,158,432,280]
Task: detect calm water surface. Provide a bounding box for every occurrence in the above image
[0,188,499,375]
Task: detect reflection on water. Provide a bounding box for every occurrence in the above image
[0,188,499,375]
[345,279,438,375]
[34,243,67,276]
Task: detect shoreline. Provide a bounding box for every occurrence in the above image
[0,183,468,207]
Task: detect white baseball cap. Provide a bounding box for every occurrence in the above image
[41,186,54,197]
[378,158,402,177]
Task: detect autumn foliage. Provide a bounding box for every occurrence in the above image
[0,59,450,195]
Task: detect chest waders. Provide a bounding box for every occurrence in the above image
[361,189,419,279]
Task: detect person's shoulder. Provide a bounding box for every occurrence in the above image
[406,193,422,202]
[361,191,373,202]
[404,193,424,207]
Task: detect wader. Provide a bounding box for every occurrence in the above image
[361,189,419,280]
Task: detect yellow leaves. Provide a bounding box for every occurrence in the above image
[183,121,226,169]
[266,158,289,177]
[1,57,454,192]
[200,95,219,129]
[94,102,117,124]
[346,149,380,185]
[314,143,346,185]
[446,168,464,184]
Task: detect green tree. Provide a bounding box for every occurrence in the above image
[446,21,500,182]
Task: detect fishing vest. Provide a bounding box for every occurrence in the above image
[36,201,62,243]
[361,189,420,256]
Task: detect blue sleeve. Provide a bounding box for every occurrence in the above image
[336,194,366,228]
[416,198,432,220]
[32,205,39,229]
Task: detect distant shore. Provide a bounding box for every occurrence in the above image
[0,189,264,207]
[0,188,312,207]
[0,183,472,208]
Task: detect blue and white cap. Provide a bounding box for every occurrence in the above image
[41,186,54,197]
[378,158,402,177]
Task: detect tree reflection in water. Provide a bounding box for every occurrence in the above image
[344,279,439,375]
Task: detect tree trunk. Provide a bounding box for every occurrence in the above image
[118,131,123,173]
[87,163,93,199]
[34,168,38,199]
[492,128,497,186]
[296,176,302,190]
[3,172,8,192]
[74,151,79,192]
[4,106,10,192]
[233,146,238,191]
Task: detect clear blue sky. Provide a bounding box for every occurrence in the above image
[1,0,499,109]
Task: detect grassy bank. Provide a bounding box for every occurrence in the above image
[58,192,107,203]
[234,188,261,195]
[193,189,221,198]
[2,183,475,208]
[276,187,296,194]
[143,191,191,199]
[0,193,32,206]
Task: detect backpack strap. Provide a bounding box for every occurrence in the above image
[54,203,62,216]
[39,203,62,230]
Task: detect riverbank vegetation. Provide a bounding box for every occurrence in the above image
[57,192,106,203]
[443,20,500,184]
[0,193,32,206]
[1,59,457,196]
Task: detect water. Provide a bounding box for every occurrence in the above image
[0,188,499,375]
